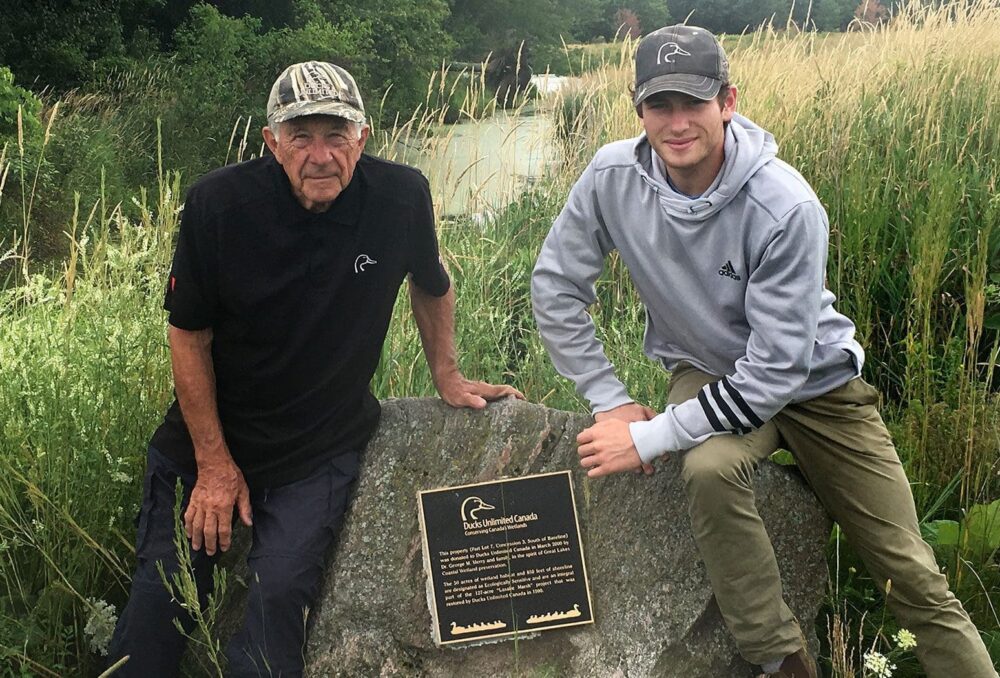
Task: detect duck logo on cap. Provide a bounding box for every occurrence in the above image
[657,42,692,64]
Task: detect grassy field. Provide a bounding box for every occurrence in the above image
[2,2,1000,675]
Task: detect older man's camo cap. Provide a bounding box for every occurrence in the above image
[267,61,366,125]
[634,25,729,106]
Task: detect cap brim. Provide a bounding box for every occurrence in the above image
[634,73,722,106]
[269,100,366,125]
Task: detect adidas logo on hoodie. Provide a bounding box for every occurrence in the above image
[718,260,741,281]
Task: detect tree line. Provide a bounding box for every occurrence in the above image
[0,0,899,256]
[2,0,894,113]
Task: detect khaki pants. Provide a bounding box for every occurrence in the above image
[669,363,997,677]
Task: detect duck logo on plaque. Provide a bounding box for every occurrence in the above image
[460,496,496,521]
[418,471,594,645]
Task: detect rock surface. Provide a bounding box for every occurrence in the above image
[296,397,832,677]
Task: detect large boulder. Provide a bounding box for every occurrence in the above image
[301,398,832,677]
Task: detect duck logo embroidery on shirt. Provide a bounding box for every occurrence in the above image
[718,260,742,281]
[354,254,377,273]
[657,42,692,64]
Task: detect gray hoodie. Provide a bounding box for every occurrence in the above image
[531,114,863,462]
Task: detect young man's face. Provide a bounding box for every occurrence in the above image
[263,114,369,212]
[639,87,737,192]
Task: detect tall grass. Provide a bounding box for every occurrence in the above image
[0,131,179,672]
[1,2,999,674]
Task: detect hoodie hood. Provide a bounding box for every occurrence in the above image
[633,113,778,221]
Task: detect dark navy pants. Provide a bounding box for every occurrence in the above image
[107,446,359,677]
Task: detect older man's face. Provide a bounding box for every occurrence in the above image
[263,115,369,212]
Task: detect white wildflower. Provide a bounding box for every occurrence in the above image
[111,471,131,484]
[894,628,917,651]
[108,505,124,529]
[863,650,896,678]
[84,598,118,656]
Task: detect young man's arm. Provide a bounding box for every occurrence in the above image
[583,202,832,475]
[532,159,656,473]
[168,325,252,555]
[532,160,638,412]
[408,282,523,407]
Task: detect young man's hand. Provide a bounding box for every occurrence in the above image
[594,402,657,423]
[590,402,657,475]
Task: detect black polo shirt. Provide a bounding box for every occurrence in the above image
[150,153,450,488]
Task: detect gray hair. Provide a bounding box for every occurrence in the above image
[269,117,365,141]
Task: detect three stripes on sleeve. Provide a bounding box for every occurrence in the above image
[696,378,765,435]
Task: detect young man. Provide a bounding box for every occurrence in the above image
[531,26,996,678]
[108,61,521,677]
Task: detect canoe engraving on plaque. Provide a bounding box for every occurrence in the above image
[418,471,594,645]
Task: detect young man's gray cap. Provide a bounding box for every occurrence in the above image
[633,25,730,105]
[267,60,366,125]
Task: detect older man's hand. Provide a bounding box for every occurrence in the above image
[436,372,524,409]
[184,448,252,556]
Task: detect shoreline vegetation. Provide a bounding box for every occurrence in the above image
[2,2,999,675]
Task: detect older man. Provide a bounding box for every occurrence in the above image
[531,26,996,678]
[108,61,521,677]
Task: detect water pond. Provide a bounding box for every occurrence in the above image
[392,75,577,218]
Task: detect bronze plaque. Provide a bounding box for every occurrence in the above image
[418,471,594,645]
